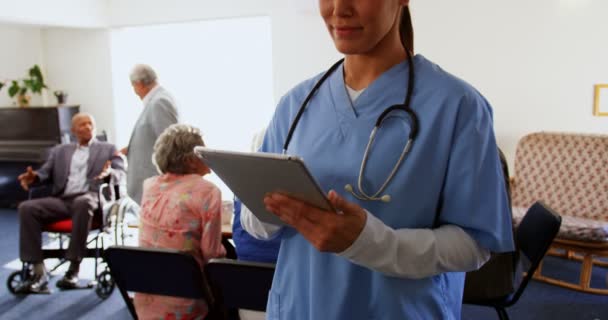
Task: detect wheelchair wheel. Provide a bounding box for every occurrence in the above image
[7,270,29,295]
[95,270,115,299]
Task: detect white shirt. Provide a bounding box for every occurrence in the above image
[346,85,365,102]
[64,139,93,195]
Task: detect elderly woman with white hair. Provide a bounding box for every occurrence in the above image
[121,64,179,205]
[134,124,225,320]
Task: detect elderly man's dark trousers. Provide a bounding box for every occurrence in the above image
[18,192,98,263]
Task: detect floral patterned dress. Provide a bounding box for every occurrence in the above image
[134,173,226,320]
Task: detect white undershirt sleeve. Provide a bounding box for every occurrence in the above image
[338,210,491,279]
[240,203,282,240]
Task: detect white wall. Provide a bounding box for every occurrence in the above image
[107,0,273,27]
[110,18,275,199]
[3,0,607,168]
[0,25,45,107]
[268,0,608,167]
[411,0,608,166]
[42,28,116,142]
[0,25,115,142]
[109,17,275,150]
[269,7,340,102]
[0,0,106,28]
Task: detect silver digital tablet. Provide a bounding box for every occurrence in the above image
[194,146,334,226]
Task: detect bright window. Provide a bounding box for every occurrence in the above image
[110,16,275,199]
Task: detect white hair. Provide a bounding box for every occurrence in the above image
[152,124,205,174]
[129,64,158,86]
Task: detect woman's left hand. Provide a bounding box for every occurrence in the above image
[264,190,367,253]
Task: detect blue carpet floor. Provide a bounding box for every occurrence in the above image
[0,208,606,319]
[0,208,131,320]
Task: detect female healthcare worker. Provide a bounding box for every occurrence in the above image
[241,0,514,319]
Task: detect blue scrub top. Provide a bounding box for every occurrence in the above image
[260,55,514,320]
[232,198,280,263]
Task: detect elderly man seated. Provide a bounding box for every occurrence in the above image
[16,113,125,293]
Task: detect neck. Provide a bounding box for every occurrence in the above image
[343,25,407,90]
[78,138,91,146]
[140,83,157,100]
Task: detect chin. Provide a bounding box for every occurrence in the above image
[333,41,368,55]
[334,45,355,55]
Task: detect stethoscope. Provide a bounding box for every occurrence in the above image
[282,50,419,203]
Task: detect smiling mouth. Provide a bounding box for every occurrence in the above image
[333,26,361,38]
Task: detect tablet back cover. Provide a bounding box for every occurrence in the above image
[195,147,332,225]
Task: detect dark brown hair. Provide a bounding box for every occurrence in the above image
[400,6,414,54]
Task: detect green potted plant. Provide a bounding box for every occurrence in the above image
[0,65,48,107]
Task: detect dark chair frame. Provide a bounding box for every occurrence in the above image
[205,258,275,320]
[464,201,562,320]
[105,245,215,320]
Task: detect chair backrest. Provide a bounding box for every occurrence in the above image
[96,130,108,142]
[508,201,562,306]
[105,246,213,319]
[205,258,275,312]
[511,132,608,221]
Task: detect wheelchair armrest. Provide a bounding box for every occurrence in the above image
[98,174,125,202]
[99,182,115,203]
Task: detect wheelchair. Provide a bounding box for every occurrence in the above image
[6,180,133,299]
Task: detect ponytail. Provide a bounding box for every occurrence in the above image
[400,6,414,54]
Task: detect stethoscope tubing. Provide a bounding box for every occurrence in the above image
[283,50,419,202]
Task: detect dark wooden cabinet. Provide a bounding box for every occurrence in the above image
[0,105,79,207]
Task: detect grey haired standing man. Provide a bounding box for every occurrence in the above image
[120,64,179,204]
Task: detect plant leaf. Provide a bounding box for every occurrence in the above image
[29,65,43,81]
[8,81,20,97]
[28,65,46,93]
[0,82,4,91]
[23,79,38,93]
